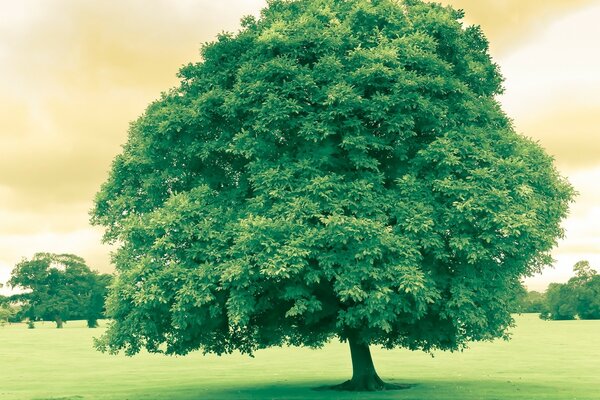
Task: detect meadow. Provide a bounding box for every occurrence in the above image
[0,314,598,400]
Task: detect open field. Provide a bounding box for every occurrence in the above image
[0,314,599,399]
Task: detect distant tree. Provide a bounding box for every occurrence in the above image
[569,262,600,320]
[84,273,113,328]
[508,282,528,313]
[0,293,22,325]
[511,284,545,314]
[7,304,23,324]
[540,261,599,321]
[0,304,17,326]
[91,0,574,390]
[540,283,577,320]
[0,283,6,307]
[571,260,596,286]
[576,275,600,320]
[520,291,546,313]
[8,253,108,328]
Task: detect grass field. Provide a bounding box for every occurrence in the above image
[0,314,598,399]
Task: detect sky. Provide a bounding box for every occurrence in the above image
[1,0,598,294]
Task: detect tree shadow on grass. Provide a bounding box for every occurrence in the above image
[160,378,585,400]
[185,379,416,400]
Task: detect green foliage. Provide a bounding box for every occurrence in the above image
[509,284,547,314]
[519,291,546,313]
[570,261,600,320]
[571,260,596,285]
[72,273,113,328]
[8,253,112,328]
[0,304,17,326]
[541,261,600,320]
[507,283,527,313]
[576,276,600,320]
[540,283,577,320]
[92,0,574,356]
[86,273,113,328]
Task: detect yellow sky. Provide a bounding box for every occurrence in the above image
[1,0,599,293]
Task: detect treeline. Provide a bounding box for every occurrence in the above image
[0,253,112,328]
[514,261,600,320]
[3,256,598,327]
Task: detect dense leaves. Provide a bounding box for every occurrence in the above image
[0,304,17,326]
[92,0,573,357]
[511,287,545,314]
[541,261,600,320]
[8,253,112,328]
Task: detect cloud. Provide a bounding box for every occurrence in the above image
[441,0,598,55]
[515,106,600,169]
[0,0,266,218]
[524,166,600,291]
[524,253,600,292]
[494,2,600,169]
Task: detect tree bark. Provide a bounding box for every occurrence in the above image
[55,316,63,329]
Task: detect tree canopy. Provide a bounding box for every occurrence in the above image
[541,261,600,321]
[512,288,545,314]
[92,0,574,390]
[8,253,111,328]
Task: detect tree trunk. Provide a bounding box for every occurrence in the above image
[87,319,98,328]
[55,316,63,329]
[328,334,412,391]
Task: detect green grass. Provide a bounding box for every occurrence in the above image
[0,314,598,399]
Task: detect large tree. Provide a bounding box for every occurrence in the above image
[8,253,109,328]
[92,0,574,391]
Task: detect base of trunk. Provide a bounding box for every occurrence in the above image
[328,375,413,392]
[321,334,414,391]
[87,319,99,328]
